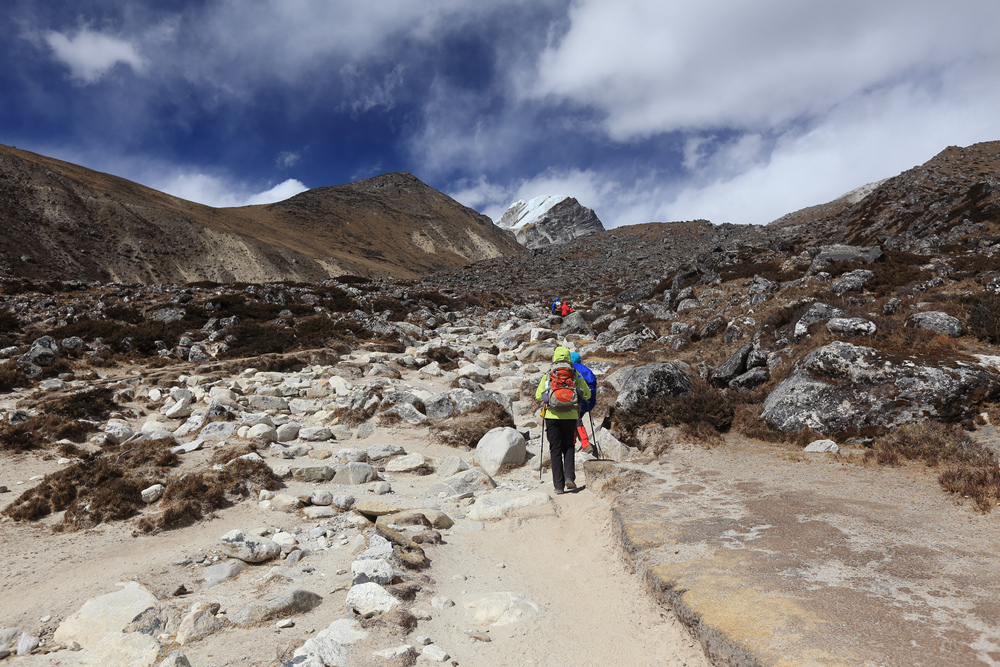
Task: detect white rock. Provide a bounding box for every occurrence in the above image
[345,582,399,616]
[275,423,300,442]
[804,439,839,453]
[310,490,333,506]
[218,530,280,563]
[465,592,540,626]
[422,644,451,662]
[384,452,429,473]
[104,419,134,445]
[141,484,165,504]
[474,427,526,475]
[77,632,160,666]
[468,491,551,521]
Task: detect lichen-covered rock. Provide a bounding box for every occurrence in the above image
[906,311,963,337]
[218,530,281,563]
[762,341,1000,434]
[794,302,846,338]
[615,362,692,411]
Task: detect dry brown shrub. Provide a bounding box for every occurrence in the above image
[426,346,461,371]
[0,364,28,392]
[378,411,403,426]
[872,422,988,468]
[432,401,514,448]
[870,422,999,512]
[598,470,645,499]
[938,466,1000,512]
[611,379,734,448]
[0,414,91,453]
[591,381,618,419]
[38,386,119,420]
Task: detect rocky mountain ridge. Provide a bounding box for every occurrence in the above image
[0,146,522,283]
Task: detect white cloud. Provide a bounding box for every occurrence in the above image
[154,172,307,208]
[276,151,301,168]
[531,0,1000,139]
[44,28,145,83]
[244,179,309,205]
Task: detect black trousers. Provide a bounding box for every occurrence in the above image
[545,418,577,491]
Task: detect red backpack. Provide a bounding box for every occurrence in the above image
[544,362,580,410]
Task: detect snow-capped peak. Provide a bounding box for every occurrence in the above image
[496,195,569,230]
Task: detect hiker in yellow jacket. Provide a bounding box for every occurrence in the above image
[535,346,591,494]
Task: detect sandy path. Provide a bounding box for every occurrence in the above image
[1,429,709,667]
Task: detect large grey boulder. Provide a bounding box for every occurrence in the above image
[456,390,512,416]
[831,269,874,295]
[424,393,455,421]
[614,362,692,411]
[333,462,379,485]
[558,311,592,336]
[473,427,527,475]
[762,341,1000,434]
[810,245,883,268]
[907,311,963,337]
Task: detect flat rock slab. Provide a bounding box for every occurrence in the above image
[467,491,551,521]
[77,632,160,666]
[54,582,162,650]
[611,441,1000,666]
[229,589,323,627]
[354,500,402,519]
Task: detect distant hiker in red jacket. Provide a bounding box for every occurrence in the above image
[560,301,573,317]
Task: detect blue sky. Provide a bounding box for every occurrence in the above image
[4,1,1000,227]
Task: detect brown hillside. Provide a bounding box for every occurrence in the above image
[0,145,521,283]
[769,140,1000,250]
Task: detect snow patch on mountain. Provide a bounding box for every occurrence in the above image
[495,195,605,249]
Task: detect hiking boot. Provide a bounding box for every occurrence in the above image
[554,488,565,495]
[565,481,577,491]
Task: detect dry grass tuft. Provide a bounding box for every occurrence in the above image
[0,414,92,452]
[432,401,514,448]
[3,440,280,531]
[867,422,1000,512]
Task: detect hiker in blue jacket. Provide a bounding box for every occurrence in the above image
[571,352,597,449]
[551,297,561,314]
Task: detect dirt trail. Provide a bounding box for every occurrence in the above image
[0,424,710,667]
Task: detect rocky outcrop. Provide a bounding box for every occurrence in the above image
[761,341,1000,434]
[496,195,605,249]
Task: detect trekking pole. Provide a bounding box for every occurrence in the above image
[539,406,546,482]
[588,412,602,460]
